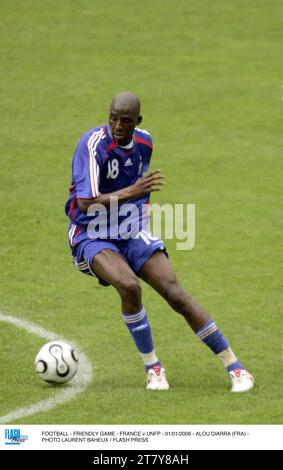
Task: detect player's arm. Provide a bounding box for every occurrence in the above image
[77,170,164,212]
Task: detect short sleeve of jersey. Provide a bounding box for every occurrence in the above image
[72,130,104,199]
[134,128,153,173]
[144,134,153,171]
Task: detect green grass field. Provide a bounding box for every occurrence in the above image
[0,0,282,424]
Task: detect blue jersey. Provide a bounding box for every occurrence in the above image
[65,124,153,245]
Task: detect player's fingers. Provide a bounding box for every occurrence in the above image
[146,174,165,183]
[152,175,165,182]
[145,169,164,177]
[143,180,164,190]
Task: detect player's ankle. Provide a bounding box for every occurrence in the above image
[145,361,161,371]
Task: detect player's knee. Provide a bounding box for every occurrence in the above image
[116,277,141,303]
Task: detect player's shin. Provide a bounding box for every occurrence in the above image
[122,307,160,370]
[196,319,244,373]
[196,319,254,392]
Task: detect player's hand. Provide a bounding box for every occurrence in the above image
[128,170,165,197]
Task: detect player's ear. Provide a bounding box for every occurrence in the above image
[137,115,142,125]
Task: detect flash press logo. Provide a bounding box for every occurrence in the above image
[5,428,28,445]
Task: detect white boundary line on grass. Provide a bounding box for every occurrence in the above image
[0,312,93,424]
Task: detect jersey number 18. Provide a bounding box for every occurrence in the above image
[106,159,119,179]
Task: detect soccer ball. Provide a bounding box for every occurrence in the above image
[35,341,79,384]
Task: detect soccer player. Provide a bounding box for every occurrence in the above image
[65,92,254,392]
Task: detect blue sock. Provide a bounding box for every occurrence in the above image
[122,307,160,370]
[196,319,244,372]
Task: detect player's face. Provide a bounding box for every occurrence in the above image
[109,107,142,146]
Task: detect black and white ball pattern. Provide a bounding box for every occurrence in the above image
[35,341,79,384]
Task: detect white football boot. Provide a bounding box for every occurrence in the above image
[146,365,169,391]
[229,368,255,392]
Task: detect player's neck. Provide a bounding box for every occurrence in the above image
[118,140,134,149]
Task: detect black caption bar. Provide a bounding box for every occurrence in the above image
[0,450,275,466]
